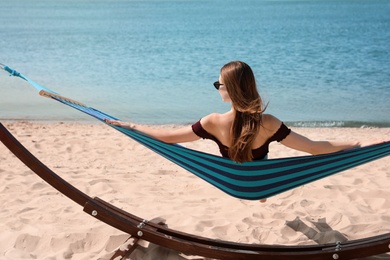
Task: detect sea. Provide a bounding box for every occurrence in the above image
[1,0,389,127]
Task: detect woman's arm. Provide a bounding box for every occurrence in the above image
[280,131,361,155]
[263,114,365,155]
[104,119,200,144]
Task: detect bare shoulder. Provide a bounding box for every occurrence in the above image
[261,114,283,136]
[200,113,219,125]
[200,113,221,129]
[200,113,232,134]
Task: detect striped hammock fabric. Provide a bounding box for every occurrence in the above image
[2,64,389,200]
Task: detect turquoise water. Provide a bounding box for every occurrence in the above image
[1,0,389,126]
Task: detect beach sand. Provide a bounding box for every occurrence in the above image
[0,121,389,259]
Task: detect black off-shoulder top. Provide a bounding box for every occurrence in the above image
[191,120,291,160]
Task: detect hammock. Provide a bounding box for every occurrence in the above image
[2,64,389,201]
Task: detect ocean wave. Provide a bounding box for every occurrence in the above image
[287,121,390,128]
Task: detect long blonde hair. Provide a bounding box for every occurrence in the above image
[220,61,266,163]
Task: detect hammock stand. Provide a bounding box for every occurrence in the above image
[1,122,390,259]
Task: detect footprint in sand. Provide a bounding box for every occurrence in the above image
[14,233,41,252]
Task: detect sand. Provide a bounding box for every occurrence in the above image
[0,121,389,259]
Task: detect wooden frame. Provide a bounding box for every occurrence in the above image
[1,122,389,259]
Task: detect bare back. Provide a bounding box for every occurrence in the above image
[200,112,283,150]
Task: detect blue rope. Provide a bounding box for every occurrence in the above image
[1,64,57,94]
[1,65,21,77]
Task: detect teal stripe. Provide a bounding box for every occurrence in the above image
[242,152,388,199]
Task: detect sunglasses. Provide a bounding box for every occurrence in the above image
[213,81,224,90]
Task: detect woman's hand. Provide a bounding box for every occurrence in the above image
[104,119,134,129]
[357,139,387,148]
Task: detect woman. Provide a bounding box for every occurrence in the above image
[106,61,369,162]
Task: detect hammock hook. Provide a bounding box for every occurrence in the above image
[335,241,342,251]
[0,63,6,71]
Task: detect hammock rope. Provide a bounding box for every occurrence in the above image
[2,64,389,200]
